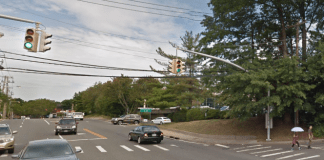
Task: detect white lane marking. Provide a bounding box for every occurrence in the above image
[67,138,106,142]
[260,150,293,158]
[20,126,22,128]
[154,145,169,151]
[295,155,320,160]
[58,134,63,139]
[134,145,150,151]
[236,146,271,152]
[275,153,305,160]
[300,145,321,149]
[96,146,107,152]
[77,133,86,135]
[120,145,134,151]
[215,144,230,148]
[44,120,50,125]
[250,148,282,154]
[0,154,7,157]
[75,146,84,153]
[170,144,178,147]
[246,144,262,148]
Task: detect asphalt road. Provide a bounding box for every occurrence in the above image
[0,118,323,160]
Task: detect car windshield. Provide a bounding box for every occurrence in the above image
[59,119,75,125]
[0,127,10,135]
[142,126,160,132]
[22,143,73,159]
[74,112,83,115]
[119,115,125,118]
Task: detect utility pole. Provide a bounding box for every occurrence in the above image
[2,76,14,119]
[287,19,306,126]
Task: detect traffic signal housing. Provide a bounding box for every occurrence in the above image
[24,28,39,52]
[176,59,185,74]
[39,31,52,52]
[169,59,176,74]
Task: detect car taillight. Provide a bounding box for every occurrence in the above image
[144,133,148,137]
[160,132,163,136]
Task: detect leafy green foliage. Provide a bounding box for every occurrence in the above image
[207,109,220,119]
[186,108,205,121]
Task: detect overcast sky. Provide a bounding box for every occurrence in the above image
[0,0,212,101]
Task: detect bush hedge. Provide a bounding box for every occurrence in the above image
[168,108,187,122]
[206,109,220,119]
[186,108,204,121]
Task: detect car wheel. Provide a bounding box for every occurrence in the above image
[157,140,161,144]
[134,121,139,125]
[118,121,123,125]
[74,132,77,135]
[137,137,142,144]
[55,131,58,135]
[8,148,14,154]
[128,134,132,141]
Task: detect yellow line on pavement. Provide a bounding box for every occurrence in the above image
[83,128,107,139]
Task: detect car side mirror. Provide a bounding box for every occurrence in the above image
[11,155,19,159]
[12,131,18,134]
[75,149,82,153]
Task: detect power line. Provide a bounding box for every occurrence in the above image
[0,24,168,61]
[4,67,227,78]
[127,0,211,15]
[102,0,203,17]
[1,3,169,43]
[77,0,202,21]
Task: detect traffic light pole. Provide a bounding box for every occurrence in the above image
[176,47,247,72]
[0,14,41,29]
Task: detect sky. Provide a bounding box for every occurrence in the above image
[0,0,212,101]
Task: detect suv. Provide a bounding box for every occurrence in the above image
[55,118,78,135]
[0,124,17,153]
[111,114,141,125]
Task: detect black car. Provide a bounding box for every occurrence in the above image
[11,139,82,160]
[55,118,78,135]
[128,126,163,144]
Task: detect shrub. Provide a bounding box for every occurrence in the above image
[219,110,230,119]
[186,108,204,121]
[313,125,324,137]
[168,108,187,122]
[207,109,220,119]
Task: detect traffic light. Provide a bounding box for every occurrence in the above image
[168,59,176,74]
[176,59,185,74]
[39,31,52,52]
[24,28,39,52]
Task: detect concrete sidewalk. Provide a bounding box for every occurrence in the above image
[160,128,324,145]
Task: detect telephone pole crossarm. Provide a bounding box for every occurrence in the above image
[175,47,248,72]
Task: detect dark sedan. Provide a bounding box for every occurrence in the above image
[128,126,163,144]
[55,118,78,135]
[11,139,82,160]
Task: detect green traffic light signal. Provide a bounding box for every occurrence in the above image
[177,69,181,72]
[24,42,33,49]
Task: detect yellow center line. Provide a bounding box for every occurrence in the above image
[83,128,107,139]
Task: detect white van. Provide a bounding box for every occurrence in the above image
[21,116,26,119]
[72,112,84,120]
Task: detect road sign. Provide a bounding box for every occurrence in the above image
[140,109,152,112]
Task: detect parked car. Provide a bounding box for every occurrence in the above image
[11,139,82,160]
[72,112,84,121]
[25,117,30,119]
[128,126,163,144]
[151,117,171,125]
[55,118,78,135]
[0,124,18,153]
[111,114,141,125]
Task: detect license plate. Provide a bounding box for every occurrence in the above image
[152,134,156,136]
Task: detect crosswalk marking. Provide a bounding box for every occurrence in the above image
[295,155,320,160]
[215,144,230,148]
[236,146,271,152]
[96,146,107,152]
[120,145,134,151]
[250,148,283,154]
[154,145,169,151]
[171,144,178,147]
[234,144,262,150]
[260,150,293,158]
[301,145,322,149]
[275,153,305,160]
[75,146,84,153]
[134,145,150,151]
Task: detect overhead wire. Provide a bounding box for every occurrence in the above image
[77,0,202,21]
[1,3,169,43]
[102,0,204,17]
[126,0,212,15]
